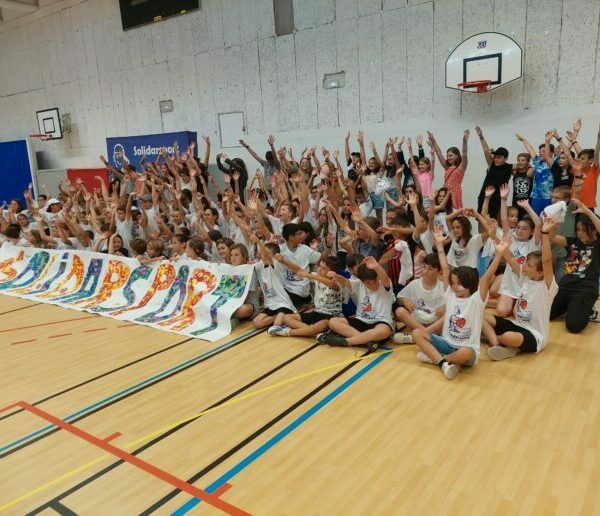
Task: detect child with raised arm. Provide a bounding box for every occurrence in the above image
[516,132,555,214]
[549,199,600,333]
[484,218,558,360]
[267,255,343,338]
[249,235,297,329]
[317,256,395,351]
[411,228,506,380]
[445,208,489,269]
[428,129,470,209]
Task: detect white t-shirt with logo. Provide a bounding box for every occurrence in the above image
[499,237,541,298]
[116,218,133,250]
[280,244,321,297]
[350,278,395,327]
[398,278,445,315]
[253,261,295,312]
[313,279,343,315]
[447,234,484,269]
[441,286,486,361]
[513,277,558,351]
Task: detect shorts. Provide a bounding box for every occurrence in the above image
[261,307,294,317]
[429,334,477,366]
[300,311,335,325]
[286,290,312,309]
[349,317,394,341]
[493,316,537,353]
[530,197,551,216]
[369,192,385,210]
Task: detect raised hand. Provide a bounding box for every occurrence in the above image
[566,130,577,143]
[573,118,582,133]
[395,164,405,176]
[542,216,559,233]
[406,191,418,206]
[474,126,483,138]
[415,135,424,146]
[357,131,364,144]
[345,131,350,140]
[363,256,379,270]
[493,233,510,255]
[500,183,509,199]
[369,141,376,152]
[333,149,340,160]
[485,185,495,197]
[426,131,435,142]
[351,207,363,224]
[516,199,529,208]
[398,136,405,146]
[545,131,553,142]
[326,232,334,247]
[571,198,589,214]
[463,129,470,140]
[202,135,210,144]
[239,139,247,147]
[516,133,525,142]
[267,134,275,146]
[433,226,445,246]
[551,128,560,140]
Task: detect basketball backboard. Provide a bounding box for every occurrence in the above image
[446,32,522,93]
[35,107,63,139]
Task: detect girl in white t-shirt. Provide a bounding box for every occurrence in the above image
[267,255,343,338]
[319,256,395,352]
[495,197,542,316]
[412,228,506,380]
[229,243,260,325]
[445,208,489,269]
[483,220,558,360]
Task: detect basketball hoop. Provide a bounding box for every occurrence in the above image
[457,80,492,93]
[29,133,54,141]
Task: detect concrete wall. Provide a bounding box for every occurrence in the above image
[0,0,599,204]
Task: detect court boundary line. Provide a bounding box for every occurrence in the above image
[0,315,100,334]
[7,347,403,513]
[1,402,249,516]
[0,329,262,457]
[0,303,40,316]
[28,344,321,515]
[172,350,392,514]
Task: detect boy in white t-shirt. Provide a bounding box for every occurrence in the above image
[412,228,506,380]
[268,255,343,338]
[483,219,558,360]
[251,238,296,329]
[318,256,395,352]
[393,253,445,343]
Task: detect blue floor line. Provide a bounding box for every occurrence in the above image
[0,329,259,454]
[171,350,392,515]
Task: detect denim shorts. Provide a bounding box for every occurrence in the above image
[429,333,476,366]
[369,192,385,210]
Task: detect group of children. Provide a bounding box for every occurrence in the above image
[1,121,599,380]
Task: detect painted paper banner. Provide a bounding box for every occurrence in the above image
[0,244,252,342]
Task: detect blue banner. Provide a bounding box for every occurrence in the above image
[0,139,32,205]
[106,131,197,172]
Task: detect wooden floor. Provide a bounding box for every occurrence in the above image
[0,296,599,515]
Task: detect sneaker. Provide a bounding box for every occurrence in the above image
[267,325,290,337]
[323,333,349,347]
[316,330,332,344]
[416,351,434,364]
[487,345,518,361]
[442,362,460,380]
[366,341,379,353]
[590,309,599,323]
[393,332,413,344]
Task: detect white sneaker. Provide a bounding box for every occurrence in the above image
[590,309,599,323]
[416,351,434,364]
[267,325,290,337]
[487,345,518,361]
[393,332,413,344]
[442,362,459,380]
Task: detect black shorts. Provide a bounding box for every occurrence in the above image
[300,311,334,325]
[348,317,393,342]
[261,307,294,317]
[286,290,312,309]
[493,316,537,353]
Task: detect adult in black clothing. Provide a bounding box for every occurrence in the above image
[216,153,249,202]
[475,126,513,219]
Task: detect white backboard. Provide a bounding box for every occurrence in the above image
[446,32,523,92]
[218,112,245,148]
[36,108,63,139]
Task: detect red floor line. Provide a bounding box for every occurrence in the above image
[15,402,250,516]
[83,328,108,333]
[0,315,99,334]
[48,333,74,339]
[11,339,38,346]
[117,323,137,328]
[102,432,122,443]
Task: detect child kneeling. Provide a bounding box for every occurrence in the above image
[318,256,395,352]
[412,228,504,380]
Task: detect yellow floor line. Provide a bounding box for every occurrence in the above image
[0,346,410,512]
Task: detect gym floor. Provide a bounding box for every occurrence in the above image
[0,296,599,515]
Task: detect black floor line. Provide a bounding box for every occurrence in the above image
[0,302,41,316]
[141,350,369,514]
[0,337,194,423]
[27,343,319,515]
[1,331,261,460]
